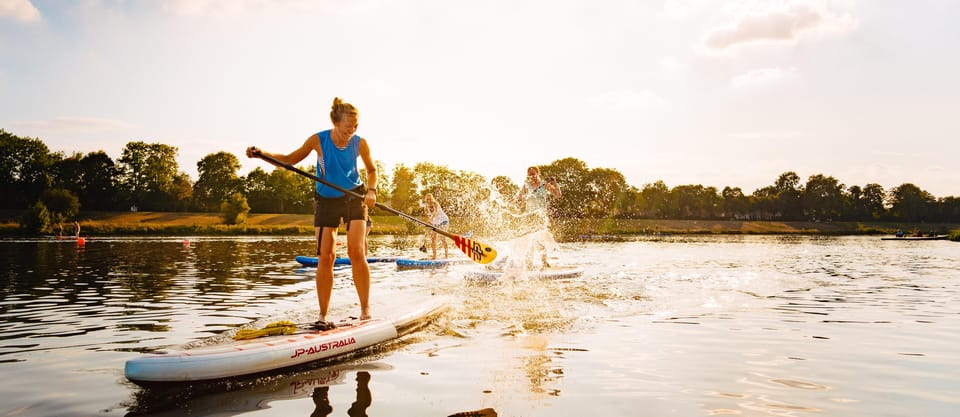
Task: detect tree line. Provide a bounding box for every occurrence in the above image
[3,129,958,233]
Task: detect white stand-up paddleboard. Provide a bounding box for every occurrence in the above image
[395,258,470,269]
[125,298,448,386]
[464,265,584,283]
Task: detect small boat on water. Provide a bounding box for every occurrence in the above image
[880,235,948,241]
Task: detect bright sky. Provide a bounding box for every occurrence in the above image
[2,0,958,197]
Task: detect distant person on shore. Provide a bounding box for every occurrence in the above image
[895,229,904,238]
[246,97,378,328]
[73,221,80,238]
[423,194,449,259]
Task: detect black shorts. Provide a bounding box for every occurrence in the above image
[314,186,366,228]
[347,217,372,232]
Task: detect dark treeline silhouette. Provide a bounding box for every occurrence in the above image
[3,129,959,231]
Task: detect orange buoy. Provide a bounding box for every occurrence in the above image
[77,237,85,247]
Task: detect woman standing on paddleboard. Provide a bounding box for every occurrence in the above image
[246,97,378,328]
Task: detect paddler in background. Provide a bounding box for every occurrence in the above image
[517,166,561,213]
[423,193,450,260]
[246,97,377,329]
[516,166,562,268]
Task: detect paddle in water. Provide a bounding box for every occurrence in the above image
[251,149,498,264]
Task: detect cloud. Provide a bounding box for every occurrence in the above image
[728,131,803,140]
[589,90,668,113]
[158,0,347,18]
[730,67,798,89]
[658,0,699,19]
[701,1,857,52]
[159,0,252,17]
[13,116,136,133]
[659,56,687,78]
[0,0,41,22]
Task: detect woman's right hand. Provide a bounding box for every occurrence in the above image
[246,146,260,158]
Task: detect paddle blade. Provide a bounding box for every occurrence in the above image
[233,320,297,340]
[452,235,498,264]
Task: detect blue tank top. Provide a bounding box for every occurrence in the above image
[315,130,362,198]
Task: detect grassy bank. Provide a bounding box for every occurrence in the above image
[1,211,958,241]
[550,218,960,241]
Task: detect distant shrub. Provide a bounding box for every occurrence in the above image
[221,193,250,225]
[41,188,80,224]
[21,201,51,234]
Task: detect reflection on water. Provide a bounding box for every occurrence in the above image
[125,362,388,417]
[0,235,958,416]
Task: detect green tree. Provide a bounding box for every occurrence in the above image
[844,185,863,220]
[52,150,124,211]
[751,186,777,220]
[803,174,845,221]
[244,167,272,213]
[0,130,59,209]
[641,180,670,219]
[413,162,457,198]
[722,186,749,219]
[584,167,629,218]
[40,188,80,225]
[389,164,418,214]
[54,152,84,197]
[267,166,311,213]
[540,157,590,218]
[118,141,181,210]
[936,196,960,222]
[773,171,803,220]
[888,183,935,222]
[171,173,194,211]
[78,151,122,210]
[842,183,886,220]
[668,184,720,219]
[617,186,646,219]
[861,183,887,220]
[194,152,243,212]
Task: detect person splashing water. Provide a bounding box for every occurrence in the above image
[508,166,562,270]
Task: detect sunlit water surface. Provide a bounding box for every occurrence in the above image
[0,235,957,416]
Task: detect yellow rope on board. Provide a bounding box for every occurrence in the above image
[233,320,297,340]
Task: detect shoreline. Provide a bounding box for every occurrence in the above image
[2,211,958,241]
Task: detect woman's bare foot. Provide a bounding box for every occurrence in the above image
[360,308,371,320]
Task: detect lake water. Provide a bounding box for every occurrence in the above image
[0,234,957,416]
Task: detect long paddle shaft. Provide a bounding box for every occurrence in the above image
[252,150,497,264]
